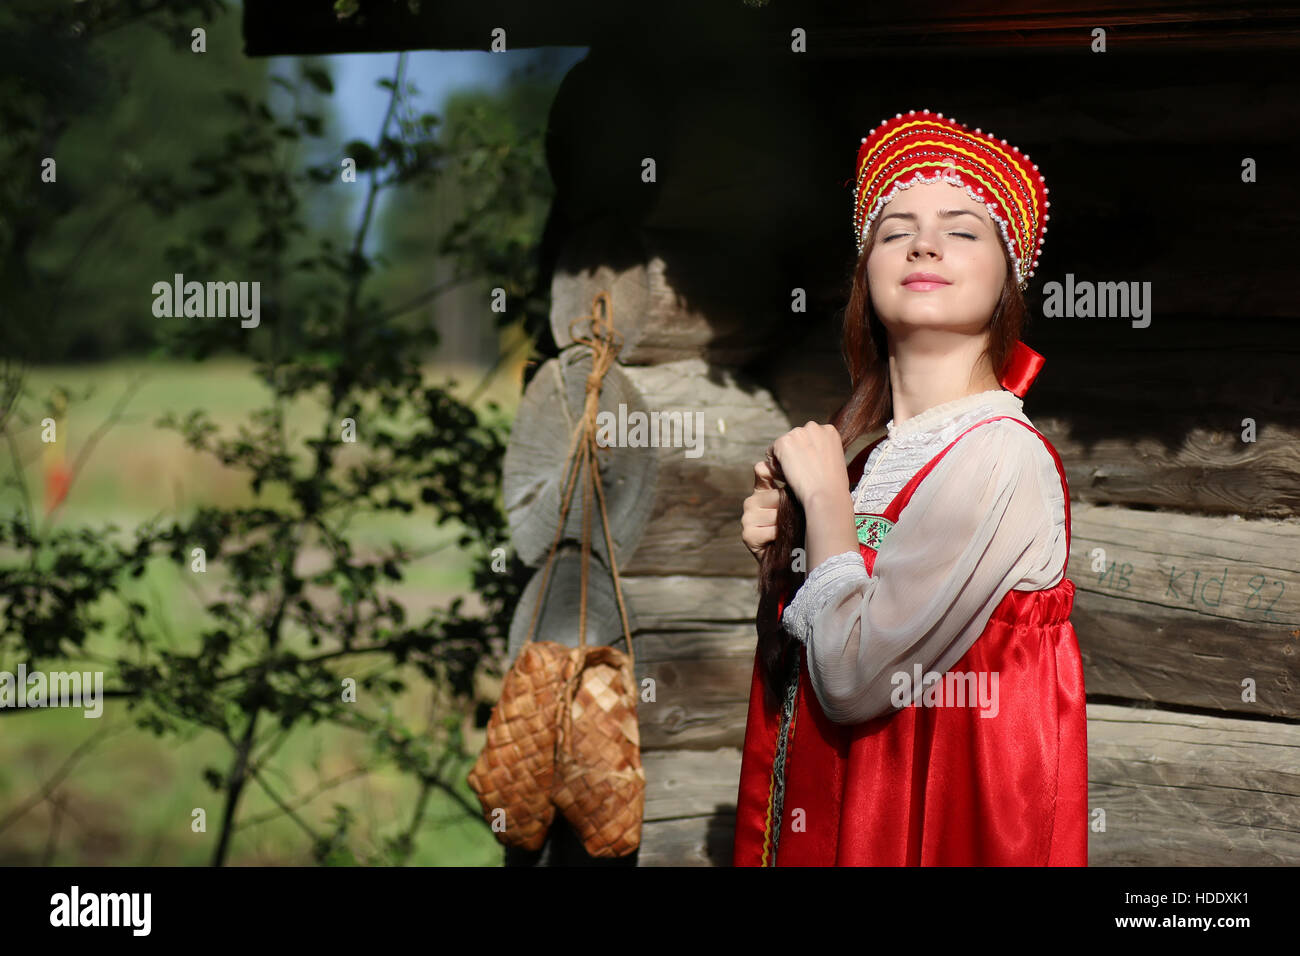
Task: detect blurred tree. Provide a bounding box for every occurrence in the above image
[0,0,278,361]
[368,51,569,366]
[0,1,565,865]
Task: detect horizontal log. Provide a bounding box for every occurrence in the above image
[1087,703,1300,866]
[1036,346,1298,518]
[630,618,1294,751]
[1070,501,1299,718]
[619,575,757,749]
[619,574,760,628]
[637,654,751,751]
[642,748,740,823]
[1070,502,1299,628]
[638,748,741,866]
[637,816,736,867]
[1071,596,1299,718]
[1047,424,1300,520]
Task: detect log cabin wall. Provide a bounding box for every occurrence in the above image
[244,2,1300,865]
[522,45,1300,865]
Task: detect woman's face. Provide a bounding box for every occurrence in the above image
[865,180,1007,337]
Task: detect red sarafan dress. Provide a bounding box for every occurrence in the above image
[733,415,1088,866]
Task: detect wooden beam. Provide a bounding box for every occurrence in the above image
[243,1,1300,57]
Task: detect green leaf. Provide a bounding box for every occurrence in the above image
[303,67,334,95]
[342,140,380,172]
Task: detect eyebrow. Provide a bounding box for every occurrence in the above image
[878,208,986,227]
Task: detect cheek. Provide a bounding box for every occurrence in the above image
[865,250,887,291]
[967,245,1006,291]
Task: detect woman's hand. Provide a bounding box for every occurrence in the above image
[768,422,850,511]
[742,423,850,564]
[741,459,781,563]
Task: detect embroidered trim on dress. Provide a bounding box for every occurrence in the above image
[855,514,894,549]
[763,649,802,866]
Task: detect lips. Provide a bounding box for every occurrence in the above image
[902,272,951,285]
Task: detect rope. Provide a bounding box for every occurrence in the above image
[521,291,636,670]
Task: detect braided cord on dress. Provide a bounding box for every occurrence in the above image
[768,649,802,865]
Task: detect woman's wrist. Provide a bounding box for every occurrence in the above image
[803,487,859,569]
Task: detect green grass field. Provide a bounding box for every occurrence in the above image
[0,354,526,865]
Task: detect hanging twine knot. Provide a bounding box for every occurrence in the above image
[569,291,625,432]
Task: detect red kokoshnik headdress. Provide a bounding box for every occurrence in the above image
[851,108,1050,397]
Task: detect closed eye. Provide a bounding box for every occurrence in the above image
[881,232,977,242]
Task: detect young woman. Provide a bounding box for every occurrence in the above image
[734,110,1087,866]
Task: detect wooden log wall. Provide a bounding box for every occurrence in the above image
[500,42,1300,865]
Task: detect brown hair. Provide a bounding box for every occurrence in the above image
[753,214,1030,711]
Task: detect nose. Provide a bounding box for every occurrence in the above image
[908,232,941,259]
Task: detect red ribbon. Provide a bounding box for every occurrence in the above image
[999,341,1044,398]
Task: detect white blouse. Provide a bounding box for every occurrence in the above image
[779,387,1068,725]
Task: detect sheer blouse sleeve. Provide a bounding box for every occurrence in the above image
[778,419,1067,724]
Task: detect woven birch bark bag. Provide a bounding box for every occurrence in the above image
[467,292,645,858]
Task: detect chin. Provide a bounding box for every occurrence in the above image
[893,303,956,322]
[885,311,981,334]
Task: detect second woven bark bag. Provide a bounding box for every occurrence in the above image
[551,643,645,857]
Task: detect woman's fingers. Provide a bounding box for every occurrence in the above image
[742,520,778,559]
[745,455,789,559]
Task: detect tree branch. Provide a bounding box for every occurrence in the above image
[246,764,325,847]
[0,722,120,835]
[235,765,372,832]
